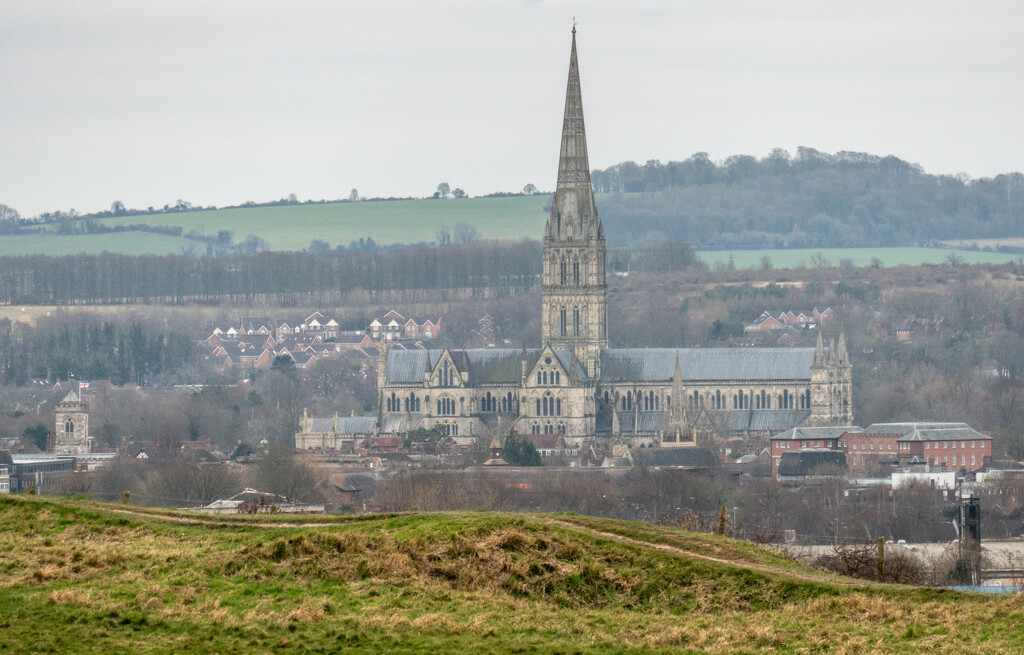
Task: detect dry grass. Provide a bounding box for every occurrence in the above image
[3,496,1024,654]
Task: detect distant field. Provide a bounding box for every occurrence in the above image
[4,198,1022,272]
[939,238,1024,249]
[0,232,208,257]
[697,247,1022,269]
[94,196,551,251]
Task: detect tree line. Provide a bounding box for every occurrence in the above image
[0,317,194,387]
[0,238,697,307]
[591,148,1024,248]
[0,242,540,305]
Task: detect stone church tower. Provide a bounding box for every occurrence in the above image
[541,26,608,377]
[54,385,90,454]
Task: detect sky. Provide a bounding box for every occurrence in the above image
[2,1,1023,217]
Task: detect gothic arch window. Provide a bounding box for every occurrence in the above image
[439,361,457,387]
[560,309,567,336]
[64,419,74,435]
[573,261,580,285]
[531,423,540,435]
[437,397,456,416]
[560,261,567,285]
[544,422,554,435]
[537,372,543,385]
[573,308,580,336]
[554,371,560,385]
[805,389,812,409]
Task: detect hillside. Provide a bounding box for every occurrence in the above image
[1,496,1021,653]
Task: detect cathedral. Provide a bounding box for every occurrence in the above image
[377,28,852,446]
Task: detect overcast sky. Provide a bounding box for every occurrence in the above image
[2,1,1023,217]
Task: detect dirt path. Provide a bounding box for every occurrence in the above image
[92,502,892,589]
[542,517,875,588]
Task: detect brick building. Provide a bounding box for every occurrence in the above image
[770,422,993,478]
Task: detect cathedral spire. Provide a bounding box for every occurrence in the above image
[545,26,601,241]
[813,331,825,367]
[541,25,608,364]
[836,332,849,367]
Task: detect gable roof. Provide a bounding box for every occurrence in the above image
[307,416,377,434]
[777,450,847,476]
[601,348,816,382]
[772,426,862,441]
[631,447,718,468]
[385,348,587,385]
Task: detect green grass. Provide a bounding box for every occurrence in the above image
[5,196,1023,271]
[2,495,1023,653]
[94,196,552,251]
[697,247,1022,269]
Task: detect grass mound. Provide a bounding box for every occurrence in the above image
[2,496,1023,653]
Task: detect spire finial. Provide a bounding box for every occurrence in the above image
[572,17,576,36]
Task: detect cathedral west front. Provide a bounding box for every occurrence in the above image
[375,28,853,448]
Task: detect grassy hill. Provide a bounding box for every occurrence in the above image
[95,196,552,251]
[3,194,1018,270]
[2,495,1020,653]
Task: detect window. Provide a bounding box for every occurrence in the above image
[573,308,580,336]
[436,397,456,416]
[926,443,930,449]
[961,441,966,449]
[573,261,580,285]
[560,309,567,336]
[972,455,976,466]
[952,441,956,449]
[560,261,566,285]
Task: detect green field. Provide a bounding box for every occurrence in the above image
[94,196,551,251]
[697,247,1022,269]
[1,495,1022,653]
[3,196,1021,271]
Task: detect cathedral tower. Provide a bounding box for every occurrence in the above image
[541,26,607,375]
